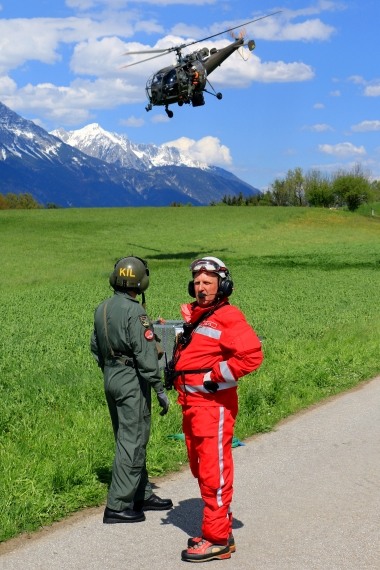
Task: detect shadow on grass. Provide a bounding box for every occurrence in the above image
[251,254,380,271]
[95,466,112,487]
[144,250,231,262]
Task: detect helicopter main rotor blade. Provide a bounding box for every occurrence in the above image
[180,11,282,50]
[122,51,174,68]
[121,11,281,69]
[123,48,170,56]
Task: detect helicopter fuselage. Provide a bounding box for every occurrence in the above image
[145,38,247,114]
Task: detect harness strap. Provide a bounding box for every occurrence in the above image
[172,368,212,378]
[103,301,115,358]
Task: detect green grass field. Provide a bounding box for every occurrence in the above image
[1,206,379,542]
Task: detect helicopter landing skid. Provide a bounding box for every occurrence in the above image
[165,105,174,118]
[145,103,153,112]
[204,78,223,101]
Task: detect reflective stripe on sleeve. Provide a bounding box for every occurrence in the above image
[195,326,222,340]
[219,361,236,382]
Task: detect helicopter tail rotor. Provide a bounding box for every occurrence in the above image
[229,28,246,41]
[237,37,256,61]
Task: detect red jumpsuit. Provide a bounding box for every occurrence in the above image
[173,299,263,544]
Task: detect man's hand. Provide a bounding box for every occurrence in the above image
[203,371,219,393]
[156,390,170,416]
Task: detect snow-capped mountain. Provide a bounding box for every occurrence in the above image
[1,103,65,164]
[51,123,208,171]
[0,102,260,207]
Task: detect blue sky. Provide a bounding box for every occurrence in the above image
[0,0,379,190]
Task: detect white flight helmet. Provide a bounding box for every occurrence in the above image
[190,256,228,278]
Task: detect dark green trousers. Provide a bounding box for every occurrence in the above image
[104,366,153,511]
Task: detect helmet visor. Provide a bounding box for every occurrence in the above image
[190,258,227,274]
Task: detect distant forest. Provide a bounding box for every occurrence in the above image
[212,165,380,212]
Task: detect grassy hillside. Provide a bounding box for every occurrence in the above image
[1,206,379,542]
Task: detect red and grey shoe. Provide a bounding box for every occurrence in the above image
[181,538,231,562]
[187,534,236,553]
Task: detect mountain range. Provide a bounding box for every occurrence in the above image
[0,102,260,207]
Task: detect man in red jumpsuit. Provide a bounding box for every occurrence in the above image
[171,256,263,563]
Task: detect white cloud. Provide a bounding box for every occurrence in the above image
[271,18,335,42]
[202,9,338,43]
[163,136,232,166]
[0,14,164,75]
[151,114,170,123]
[347,76,380,97]
[203,46,314,87]
[120,115,145,127]
[318,142,366,157]
[71,36,130,76]
[252,59,314,84]
[303,123,333,132]
[351,120,380,132]
[2,76,146,127]
[313,102,325,109]
[348,75,365,85]
[0,75,17,94]
[329,90,340,97]
[285,1,347,18]
[364,83,380,97]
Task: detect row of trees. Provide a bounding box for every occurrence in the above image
[0,193,59,209]
[218,165,380,212]
[0,193,42,209]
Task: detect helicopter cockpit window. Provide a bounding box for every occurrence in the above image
[151,73,163,85]
[163,69,177,87]
[163,68,178,96]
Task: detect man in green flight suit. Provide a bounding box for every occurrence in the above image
[90,256,173,523]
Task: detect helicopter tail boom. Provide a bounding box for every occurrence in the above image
[203,38,247,75]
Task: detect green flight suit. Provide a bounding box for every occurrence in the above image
[90,290,164,512]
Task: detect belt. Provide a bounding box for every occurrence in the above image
[117,358,134,367]
[173,368,212,377]
[105,356,135,367]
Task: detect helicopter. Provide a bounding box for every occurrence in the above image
[122,12,281,118]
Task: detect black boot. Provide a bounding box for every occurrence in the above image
[103,506,146,524]
[134,493,173,511]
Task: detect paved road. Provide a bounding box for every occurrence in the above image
[1,377,379,570]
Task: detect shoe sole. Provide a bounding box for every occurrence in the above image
[181,550,231,562]
[103,515,145,524]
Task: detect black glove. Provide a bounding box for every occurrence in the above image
[203,371,219,393]
[203,380,219,393]
[156,390,170,416]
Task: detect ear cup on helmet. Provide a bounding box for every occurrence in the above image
[218,276,234,297]
[188,280,196,298]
